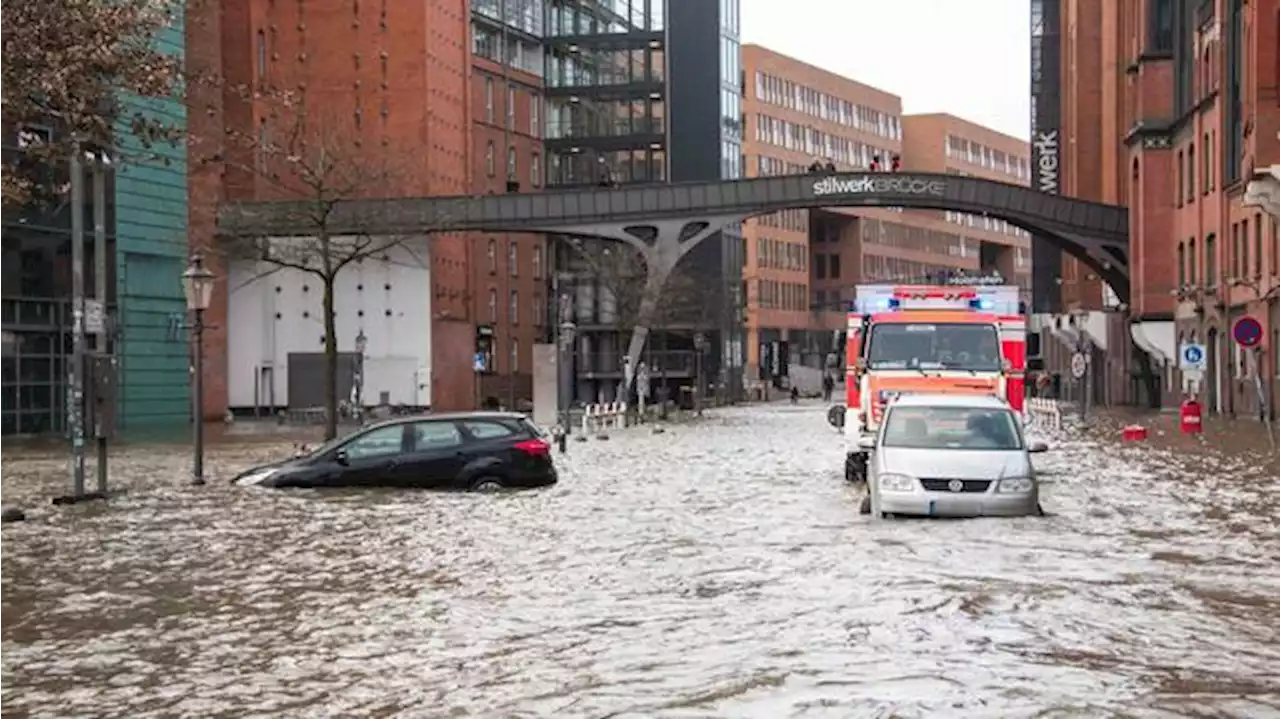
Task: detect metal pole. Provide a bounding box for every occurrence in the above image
[92,156,109,495]
[69,143,88,499]
[192,308,206,485]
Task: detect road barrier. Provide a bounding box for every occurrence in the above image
[1025,397,1063,431]
[582,402,628,435]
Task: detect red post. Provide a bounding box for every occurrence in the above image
[1179,395,1203,435]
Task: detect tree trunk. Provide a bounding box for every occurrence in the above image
[322,276,339,440]
[622,270,668,391]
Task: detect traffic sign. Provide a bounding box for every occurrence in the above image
[1232,316,1263,348]
[1179,342,1207,370]
[1070,352,1088,379]
[84,299,106,335]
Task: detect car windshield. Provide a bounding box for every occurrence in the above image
[866,322,1002,371]
[881,405,1023,450]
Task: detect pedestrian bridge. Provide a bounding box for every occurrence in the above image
[218,171,1130,300]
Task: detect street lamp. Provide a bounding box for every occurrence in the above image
[181,253,216,485]
[354,329,368,423]
[693,331,707,416]
[557,289,576,453]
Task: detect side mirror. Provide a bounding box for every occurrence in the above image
[857,436,877,451]
[827,405,846,429]
[333,449,350,466]
[1027,440,1049,453]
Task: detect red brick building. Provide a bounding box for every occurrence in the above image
[186,0,545,417]
[1041,0,1278,417]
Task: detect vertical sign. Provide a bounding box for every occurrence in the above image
[1030,0,1063,314]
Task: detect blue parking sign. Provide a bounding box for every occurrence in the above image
[1179,342,1206,370]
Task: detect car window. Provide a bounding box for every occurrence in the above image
[342,424,406,459]
[462,420,516,440]
[881,406,1023,450]
[412,421,464,450]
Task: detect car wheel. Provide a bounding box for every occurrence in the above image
[859,495,871,515]
[470,476,507,492]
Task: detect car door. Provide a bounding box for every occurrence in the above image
[397,420,468,488]
[457,418,524,477]
[328,423,411,487]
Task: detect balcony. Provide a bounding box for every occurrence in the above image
[545,116,664,140]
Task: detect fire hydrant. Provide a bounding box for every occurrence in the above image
[1179,396,1203,435]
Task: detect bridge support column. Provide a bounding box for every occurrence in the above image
[556,217,735,395]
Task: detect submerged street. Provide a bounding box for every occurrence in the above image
[2,403,1279,718]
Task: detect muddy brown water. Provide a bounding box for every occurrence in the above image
[3,404,1279,717]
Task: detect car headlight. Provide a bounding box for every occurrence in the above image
[235,469,277,487]
[997,477,1034,493]
[878,473,917,492]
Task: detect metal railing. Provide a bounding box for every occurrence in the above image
[576,349,695,376]
[545,117,664,139]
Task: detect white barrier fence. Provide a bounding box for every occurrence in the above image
[1025,397,1063,431]
[582,402,628,434]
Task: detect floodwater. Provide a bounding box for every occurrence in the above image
[3,404,1279,718]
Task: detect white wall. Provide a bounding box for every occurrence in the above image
[226,237,432,409]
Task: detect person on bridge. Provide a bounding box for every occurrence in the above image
[891,154,902,172]
[869,155,881,172]
[824,159,837,172]
[808,158,825,173]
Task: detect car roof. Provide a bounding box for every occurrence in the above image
[889,393,1011,410]
[362,411,530,431]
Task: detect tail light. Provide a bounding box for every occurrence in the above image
[513,438,551,458]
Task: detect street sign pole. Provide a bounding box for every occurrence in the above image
[68,142,87,500]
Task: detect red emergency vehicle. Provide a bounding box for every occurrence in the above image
[837,282,1028,482]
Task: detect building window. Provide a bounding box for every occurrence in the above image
[488,288,498,323]
[486,141,495,176]
[829,254,841,279]
[1204,234,1215,286]
[507,146,516,179]
[508,241,518,276]
[510,337,520,373]
[1253,213,1263,278]
[1186,143,1195,203]
[1188,238,1197,284]
[506,86,515,129]
[256,30,267,80]
[509,290,519,324]
[1203,132,1213,193]
[1177,242,1186,286]
[485,77,494,123]
[1175,150,1184,208]
[531,152,541,187]
[487,238,497,273]
[1242,218,1250,278]
[1149,0,1173,52]
[530,95,540,136]
[533,244,543,278]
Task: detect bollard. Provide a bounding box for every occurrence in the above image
[1121,424,1148,441]
[1179,396,1203,435]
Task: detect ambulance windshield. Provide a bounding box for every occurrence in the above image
[865,322,1002,371]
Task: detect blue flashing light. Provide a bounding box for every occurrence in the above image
[886,298,901,310]
[970,298,994,310]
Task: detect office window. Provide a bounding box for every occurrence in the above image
[1204,234,1215,286]
[531,152,541,187]
[530,97,540,137]
[829,254,841,279]
[509,290,519,324]
[1203,132,1213,193]
[487,238,497,272]
[485,77,494,123]
[488,288,498,323]
[1188,238,1197,284]
[1177,242,1186,286]
[1242,218,1250,277]
[506,86,515,129]
[1186,143,1195,203]
[814,253,826,279]
[532,244,543,278]
[1175,150,1184,207]
[510,338,519,373]
[1253,213,1262,278]
[486,141,495,176]
[508,241,518,276]
[507,146,517,178]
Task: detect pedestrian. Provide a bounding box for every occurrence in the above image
[789,385,800,404]
[822,374,834,402]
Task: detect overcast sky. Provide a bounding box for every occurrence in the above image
[741,0,1031,141]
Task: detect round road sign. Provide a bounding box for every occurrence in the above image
[1232,316,1263,348]
[1181,344,1204,366]
[1070,352,1088,379]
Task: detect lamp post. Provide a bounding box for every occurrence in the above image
[557,287,576,453]
[693,331,707,416]
[181,253,216,486]
[354,329,368,424]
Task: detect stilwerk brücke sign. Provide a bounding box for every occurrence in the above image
[812,175,947,197]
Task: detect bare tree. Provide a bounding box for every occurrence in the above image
[217,101,416,440]
[2,0,185,205]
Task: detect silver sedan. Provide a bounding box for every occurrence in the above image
[860,393,1048,518]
